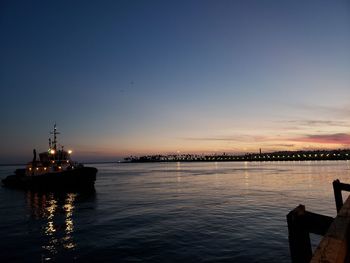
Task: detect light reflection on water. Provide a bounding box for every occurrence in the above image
[25,191,79,261]
[1,161,350,262]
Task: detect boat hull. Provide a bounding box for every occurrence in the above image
[2,167,97,190]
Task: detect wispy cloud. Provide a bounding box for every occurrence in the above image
[291,133,350,145]
[294,104,350,118]
[182,137,241,141]
[266,143,295,148]
[181,135,280,142]
[284,119,350,127]
[182,132,350,149]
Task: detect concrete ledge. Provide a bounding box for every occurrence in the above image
[311,196,350,263]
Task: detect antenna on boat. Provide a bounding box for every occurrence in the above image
[50,123,60,150]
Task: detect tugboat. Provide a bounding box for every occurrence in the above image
[2,124,97,190]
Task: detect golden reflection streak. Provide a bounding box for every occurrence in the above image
[46,198,57,220]
[41,192,78,260]
[63,193,77,249]
[176,162,181,183]
[25,191,80,261]
[43,194,58,256]
[176,161,181,170]
[244,162,250,189]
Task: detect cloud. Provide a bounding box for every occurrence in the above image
[295,104,350,118]
[267,143,295,148]
[182,131,350,149]
[182,137,240,141]
[291,133,350,145]
[284,120,349,127]
[181,135,279,142]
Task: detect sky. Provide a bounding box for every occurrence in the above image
[0,0,349,163]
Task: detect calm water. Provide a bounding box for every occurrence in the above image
[1,161,350,262]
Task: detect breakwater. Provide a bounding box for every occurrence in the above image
[125,149,350,163]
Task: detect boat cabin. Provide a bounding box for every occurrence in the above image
[26,124,77,176]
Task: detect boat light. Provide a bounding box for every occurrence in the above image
[58,166,62,169]
[36,167,39,171]
[50,149,55,154]
[68,150,72,154]
[29,167,32,171]
[44,167,47,170]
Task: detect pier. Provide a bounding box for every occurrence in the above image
[287,179,350,263]
[125,149,350,163]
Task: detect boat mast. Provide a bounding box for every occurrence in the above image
[50,123,60,150]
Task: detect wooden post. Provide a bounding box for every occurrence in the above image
[286,205,312,263]
[333,179,344,213]
[286,180,350,262]
[304,211,333,235]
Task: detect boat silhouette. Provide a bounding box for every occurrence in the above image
[2,124,97,190]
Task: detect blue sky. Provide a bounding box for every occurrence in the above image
[0,0,349,163]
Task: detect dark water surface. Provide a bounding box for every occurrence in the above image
[1,161,350,262]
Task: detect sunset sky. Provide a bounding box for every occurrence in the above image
[1,0,349,163]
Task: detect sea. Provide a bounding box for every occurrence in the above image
[1,161,350,262]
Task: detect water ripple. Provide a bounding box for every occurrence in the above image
[1,161,349,262]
